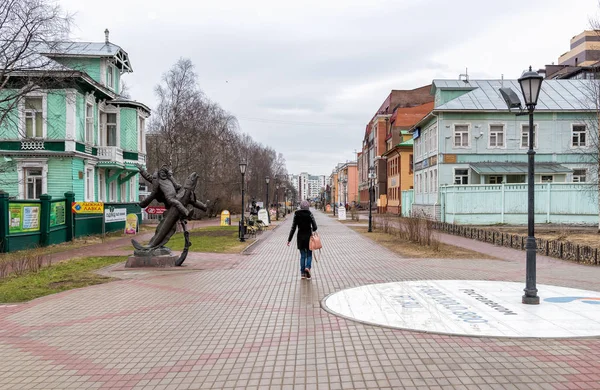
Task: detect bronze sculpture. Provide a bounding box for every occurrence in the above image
[132,166,207,266]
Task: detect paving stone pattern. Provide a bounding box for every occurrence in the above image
[0,211,600,389]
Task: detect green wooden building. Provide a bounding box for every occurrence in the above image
[0,30,150,202]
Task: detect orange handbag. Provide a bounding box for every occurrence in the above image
[309,232,322,251]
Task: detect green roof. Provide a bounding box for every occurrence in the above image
[398,139,413,147]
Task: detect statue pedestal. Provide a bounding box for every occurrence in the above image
[125,255,179,268]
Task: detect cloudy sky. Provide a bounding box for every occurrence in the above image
[59,0,599,175]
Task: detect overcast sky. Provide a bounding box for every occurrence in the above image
[59,0,599,176]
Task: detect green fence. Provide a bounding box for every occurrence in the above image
[0,191,141,253]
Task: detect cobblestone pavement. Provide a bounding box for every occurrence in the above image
[1,211,600,389]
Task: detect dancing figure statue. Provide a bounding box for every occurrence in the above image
[133,166,207,266]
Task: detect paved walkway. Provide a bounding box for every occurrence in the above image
[1,211,600,389]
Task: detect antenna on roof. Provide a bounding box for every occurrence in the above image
[104,28,110,44]
[501,74,504,88]
[459,67,469,83]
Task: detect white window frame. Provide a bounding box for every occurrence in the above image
[85,101,94,145]
[84,162,96,202]
[520,124,538,149]
[454,168,469,185]
[129,176,137,202]
[424,172,429,193]
[488,123,506,148]
[453,124,471,148]
[138,112,147,153]
[571,124,587,148]
[541,175,553,183]
[107,63,115,89]
[98,169,106,202]
[120,174,127,202]
[573,169,587,182]
[488,176,503,184]
[109,180,117,202]
[15,158,48,199]
[19,93,47,139]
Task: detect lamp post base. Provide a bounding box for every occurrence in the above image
[522,293,539,305]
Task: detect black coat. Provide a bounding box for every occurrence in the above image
[287,210,318,250]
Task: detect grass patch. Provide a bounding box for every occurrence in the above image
[350,226,500,259]
[125,226,252,253]
[0,256,126,303]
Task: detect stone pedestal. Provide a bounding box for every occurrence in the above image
[125,255,179,268]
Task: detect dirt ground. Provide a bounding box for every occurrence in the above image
[349,226,499,259]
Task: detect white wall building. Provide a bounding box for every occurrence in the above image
[291,172,326,200]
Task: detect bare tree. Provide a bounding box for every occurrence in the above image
[0,0,71,131]
[147,58,291,215]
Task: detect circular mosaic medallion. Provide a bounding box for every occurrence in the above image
[322,280,600,338]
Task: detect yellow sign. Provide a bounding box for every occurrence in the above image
[71,202,104,214]
[220,210,231,226]
[125,213,138,234]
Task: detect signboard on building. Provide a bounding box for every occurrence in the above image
[72,202,104,214]
[9,203,40,234]
[220,210,231,226]
[50,202,65,227]
[412,127,421,139]
[258,209,269,226]
[145,206,166,215]
[105,208,127,223]
[444,154,457,163]
[125,214,138,234]
[338,206,347,221]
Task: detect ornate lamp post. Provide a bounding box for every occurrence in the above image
[518,66,543,305]
[275,183,280,221]
[342,178,348,207]
[265,176,270,223]
[239,162,247,242]
[332,184,336,216]
[368,166,375,232]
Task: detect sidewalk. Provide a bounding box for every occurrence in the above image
[0,210,599,389]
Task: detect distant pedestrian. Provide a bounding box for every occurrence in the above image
[287,200,318,280]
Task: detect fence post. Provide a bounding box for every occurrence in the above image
[64,192,75,242]
[39,194,52,247]
[547,182,551,223]
[0,191,8,253]
[501,183,505,224]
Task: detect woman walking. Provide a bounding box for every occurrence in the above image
[287,200,318,280]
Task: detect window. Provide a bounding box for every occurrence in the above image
[507,175,526,184]
[107,64,114,88]
[85,167,95,201]
[86,104,94,144]
[453,125,469,147]
[24,168,43,199]
[409,154,413,173]
[433,169,437,191]
[454,168,468,185]
[120,175,127,202]
[424,172,429,193]
[541,175,553,183]
[430,171,433,193]
[24,97,43,138]
[109,180,117,202]
[130,177,137,202]
[572,125,586,147]
[489,176,503,184]
[98,170,106,201]
[573,169,586,182]
[139,116,145,152]
[521,125,537,148]
[107,113,117,146]
[489,125,504,148]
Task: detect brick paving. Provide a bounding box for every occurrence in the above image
[1,211,600,389]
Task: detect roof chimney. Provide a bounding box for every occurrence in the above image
[104,29,109,44]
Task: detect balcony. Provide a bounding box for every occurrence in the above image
[97,146,123,163]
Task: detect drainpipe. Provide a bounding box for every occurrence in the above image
[431,111,440,220]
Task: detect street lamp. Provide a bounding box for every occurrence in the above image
[518,66,543,305]
[342,178,348,207]
[265,176,270,223]
[368,166,375,232]
[239,162,247,242]
[276,183,280,221]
